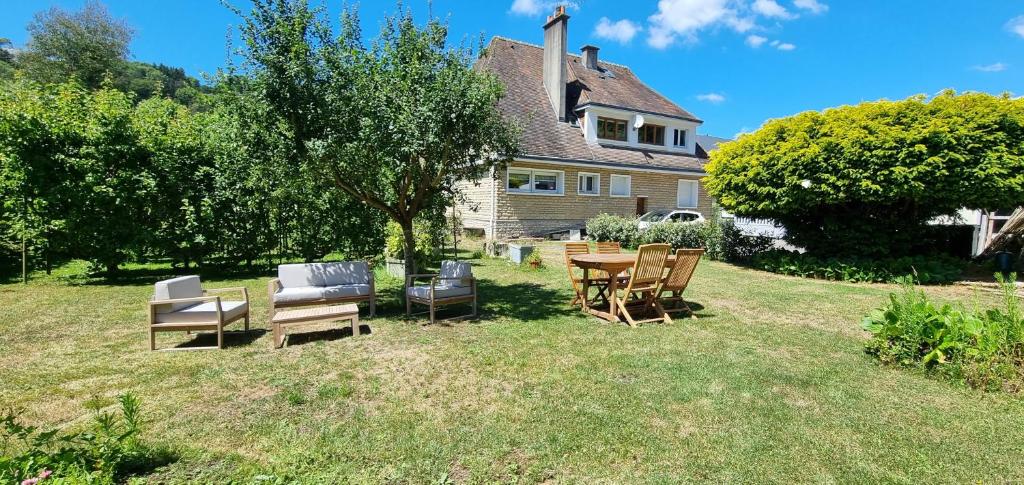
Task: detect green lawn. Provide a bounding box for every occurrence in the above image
[2,242,1023,483]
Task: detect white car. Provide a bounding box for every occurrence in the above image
[637,209,706,231]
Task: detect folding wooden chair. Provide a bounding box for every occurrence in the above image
[564,242,609,306]
[596,241,621,254]
[612,244,670,326]
[657,249,704,322]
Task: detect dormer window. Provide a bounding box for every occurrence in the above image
[597,117,627,141]
[673,129,687,147]
[638,124,665,146]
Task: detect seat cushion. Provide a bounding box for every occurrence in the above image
[322,284,371,300]
[153,275,203,312]
[407,284,473,300]
[439,261,473,287]
[278,264,327,288]
[273,286,326,304]
[318,262,370,286]
[154,301,248,324]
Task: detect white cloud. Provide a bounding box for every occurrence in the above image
[509,0,577,17]
[646,0,821,49]
[973,62,1008,72]
[752,0,794,19]
[745,34,768,47]
[775,42,796,50]
[697,93,726,103]
[646,0,748,48]
[1008,16,1024,38]
[794,0,828,14]
[594,17,642,44]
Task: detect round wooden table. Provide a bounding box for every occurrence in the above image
[570,253,676,325]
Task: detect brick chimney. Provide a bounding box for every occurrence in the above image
[580,45,599,70]
[542,6,569,121]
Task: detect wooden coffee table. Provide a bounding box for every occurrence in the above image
[271,304,360,348]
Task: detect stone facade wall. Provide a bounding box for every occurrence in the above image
[453,173,494,234]
[487,160,712,239]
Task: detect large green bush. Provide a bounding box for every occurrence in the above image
[586,213,772,263]
[751,250,965,284]
[863,274,1023,391]
[706,91,1024,258]
[585,213,640,249]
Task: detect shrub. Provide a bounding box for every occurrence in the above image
[0,392,169,483]
[751,250,966,284]
[384,219,440,269]
[588,213,772,263]
[522,251,544,269]
[705,91,1024,258]
[586,214,639,249]
[862,274,1024,391]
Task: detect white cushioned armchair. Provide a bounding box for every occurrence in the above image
[148,275,250,351]
[268,262,376,318]
[406,261,477,325]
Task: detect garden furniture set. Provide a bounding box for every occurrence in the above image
[147,260,477,350]
[567,243,703,326]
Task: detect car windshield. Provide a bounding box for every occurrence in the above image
[639,210,671,222]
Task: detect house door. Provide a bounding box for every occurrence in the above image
[636,196,647,216]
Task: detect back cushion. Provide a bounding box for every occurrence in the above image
[439,261,472,287]
[153,275,203,312]
[278,264,326,288]
[320,262,370,286]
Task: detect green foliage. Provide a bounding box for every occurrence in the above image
[705,91,1024,258]
[522,251,544,268]
[0,392,167,483]
[234,0,520,274]
[862,274,1024,391]
[586,213,772,263]
[384,219,439,269]
[585,214,640,249]
[18,1,133,90]
[752,250,965,284]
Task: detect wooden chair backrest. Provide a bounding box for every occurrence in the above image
[661,249,703,292]
[564,242,590,287]
[596,241,621,254]
[623,244,670,293]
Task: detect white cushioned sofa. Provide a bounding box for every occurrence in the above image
[268,262,376,317]
[148,275,250,351]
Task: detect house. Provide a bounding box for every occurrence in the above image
[455,7,719,240]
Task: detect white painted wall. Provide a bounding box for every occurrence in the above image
[580,106,700,155]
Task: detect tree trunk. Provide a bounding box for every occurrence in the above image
[401,219,418,277]
[21,232,27,284]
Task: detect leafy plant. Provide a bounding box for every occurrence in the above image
[862,274,1024,391]
[585,214,640,249]
[522,251,543,269]
[0,392,169,483]
[752,250,965,284]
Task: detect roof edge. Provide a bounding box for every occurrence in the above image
[574,102,704,124]
[515,154,708,176]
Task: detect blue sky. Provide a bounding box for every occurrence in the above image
[2,0,1022,137]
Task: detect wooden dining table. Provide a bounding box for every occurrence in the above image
[570,253,676,325]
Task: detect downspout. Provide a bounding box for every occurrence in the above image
[490,165,498,240]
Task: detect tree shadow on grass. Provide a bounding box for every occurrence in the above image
[279,324,372,347]
[168,329,267,350]
[477,280,579,321]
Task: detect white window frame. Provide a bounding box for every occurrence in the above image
[506,167,565,196]
[577,172,601,196]
[677,179,699,208]
[610,174,631,198]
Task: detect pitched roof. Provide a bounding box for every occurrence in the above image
[696,134,732,158]
[478,37,708,174]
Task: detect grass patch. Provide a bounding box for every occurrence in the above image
[2,242,1023,482]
